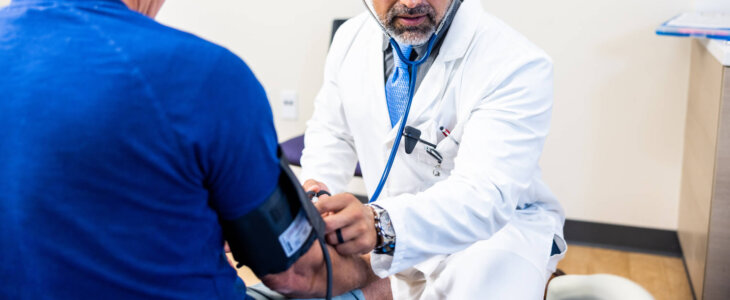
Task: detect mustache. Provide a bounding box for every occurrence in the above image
[385,4,436,25]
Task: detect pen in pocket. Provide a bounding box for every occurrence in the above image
[440,126,460,145]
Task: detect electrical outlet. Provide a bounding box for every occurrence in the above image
[281,90,297,120]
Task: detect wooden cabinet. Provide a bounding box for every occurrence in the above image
[678,39,730,299]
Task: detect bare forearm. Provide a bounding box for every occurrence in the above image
[262,244,377,298]
[326,252,378,296]
[327,253,390,299]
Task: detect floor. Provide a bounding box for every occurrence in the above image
[231,244,694,299]
[557,244,693,300]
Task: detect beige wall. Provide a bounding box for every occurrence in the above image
[0,0,694,230]
[694,0,730,12]
[483,1,691,231]
[158,1,360,143]
[155,0,691,230]
[0,0,693,230]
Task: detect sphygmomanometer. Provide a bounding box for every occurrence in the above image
[221,149,333,299]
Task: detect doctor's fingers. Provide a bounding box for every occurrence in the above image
[324,221,367,246]
[334,236,377,256]
[303,179,329,194]
[314,193,359,216]
[320,202,371,234]
[325,224,376,255]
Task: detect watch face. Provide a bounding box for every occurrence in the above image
[380,211,395,236]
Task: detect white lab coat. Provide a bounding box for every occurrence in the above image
[300,0,566,298]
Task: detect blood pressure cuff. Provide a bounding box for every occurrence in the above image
[221,148,326,277]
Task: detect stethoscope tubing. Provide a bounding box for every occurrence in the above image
[363,0,462,204]
[368,36,437,204]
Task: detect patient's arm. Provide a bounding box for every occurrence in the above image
[261,242,381,298]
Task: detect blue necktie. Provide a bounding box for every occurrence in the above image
[385,45,413,127]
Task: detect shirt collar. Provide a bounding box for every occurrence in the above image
[382,36,433,58]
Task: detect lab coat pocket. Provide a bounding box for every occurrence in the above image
[411,131,459,179]
[435,136,459,172]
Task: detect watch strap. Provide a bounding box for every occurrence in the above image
[370,204,396,255]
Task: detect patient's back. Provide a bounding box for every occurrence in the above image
[0,1,279,299]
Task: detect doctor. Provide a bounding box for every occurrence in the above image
[299,0,567,298]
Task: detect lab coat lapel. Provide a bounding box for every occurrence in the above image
[366,30,395,144]
[406,60,449,126]
[379,42,450,150]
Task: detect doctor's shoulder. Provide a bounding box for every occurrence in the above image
[461,13,553,87]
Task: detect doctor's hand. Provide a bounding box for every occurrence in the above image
[303,179,330,195]
[315,193,377,256]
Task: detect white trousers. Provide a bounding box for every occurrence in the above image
[389,211,566,300]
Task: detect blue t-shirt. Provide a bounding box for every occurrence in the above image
[0,0,281,298]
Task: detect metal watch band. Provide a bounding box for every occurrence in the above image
[369,204,396,255]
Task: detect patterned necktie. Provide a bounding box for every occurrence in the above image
[385,45,413,127]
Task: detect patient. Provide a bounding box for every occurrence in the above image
[0,0,380,299]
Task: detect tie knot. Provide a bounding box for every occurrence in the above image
[394,45,413,69]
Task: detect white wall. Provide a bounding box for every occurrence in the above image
[694,0,730,12]
[158,1,361,144]
[483,1,691,230]
[156,0,692,230]
[0,0,697,230]
[0,0,694,230]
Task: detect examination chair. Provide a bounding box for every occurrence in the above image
[281,135,368,203]
[280,135,362,177]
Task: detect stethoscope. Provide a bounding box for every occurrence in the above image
[361,0,463,204]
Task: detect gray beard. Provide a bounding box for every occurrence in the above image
[384,25,435,46]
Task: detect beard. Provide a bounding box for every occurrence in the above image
[380,3,440,46]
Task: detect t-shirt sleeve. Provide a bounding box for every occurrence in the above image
[192,50,281,220]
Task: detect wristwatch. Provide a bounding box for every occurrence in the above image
[369,204,396,255]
